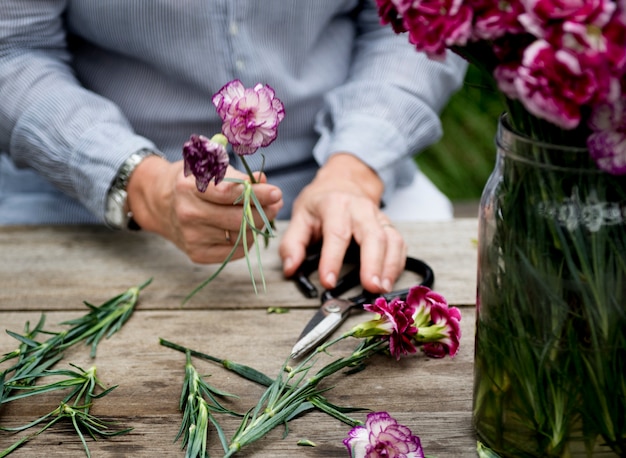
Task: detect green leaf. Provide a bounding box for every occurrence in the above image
[297,439,317,447]
[477,441,502,458]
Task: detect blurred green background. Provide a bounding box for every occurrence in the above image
[415,64,504,206]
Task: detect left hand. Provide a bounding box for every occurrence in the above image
[279,153,407,293]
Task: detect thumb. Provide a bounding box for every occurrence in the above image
[224,165,250,181]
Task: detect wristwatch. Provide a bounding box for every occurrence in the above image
[105,149,158,230]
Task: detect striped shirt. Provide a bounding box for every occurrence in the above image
[0,0,467,224]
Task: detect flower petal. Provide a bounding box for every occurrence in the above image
[212,80,285,156]
[344,412,425,458]
[182,134,229,192]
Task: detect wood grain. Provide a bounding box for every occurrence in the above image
[0,219,478,311]
[0,308,477,457]
[0,219,479,457]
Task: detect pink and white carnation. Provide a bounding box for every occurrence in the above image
[518,0,616,37]
[472,0,526,40]
[515,40,598,129]
[343,412,425,458]
[212,79,285,156]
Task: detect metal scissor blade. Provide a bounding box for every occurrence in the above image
[295,307,327,342]
[290,312,343,360]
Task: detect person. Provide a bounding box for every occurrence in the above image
[0,1,467,294]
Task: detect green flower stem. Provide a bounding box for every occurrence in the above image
[239,155,257,185]
[183,176,275,303]
[224,334,388,456]
[1,281,147,456]
[160,338,275,387]
[2,364,104,405]
[0,365,131,458]
[160,338,366,429]
[1,280,150,404]
[161,334,383,456]
[58,278,152,356]
[239,155,275,240]
[474,116,626,455]
[175,351,240,457]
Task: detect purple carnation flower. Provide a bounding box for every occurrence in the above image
[182,134,229,192]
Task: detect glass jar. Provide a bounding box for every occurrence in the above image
[473,114,626,457]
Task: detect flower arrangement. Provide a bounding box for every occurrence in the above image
[161,284,462,457]
[182,80,285,301]
[375,0,626,172]
[375,1,626,456]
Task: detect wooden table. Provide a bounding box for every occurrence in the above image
[0,219,479,457]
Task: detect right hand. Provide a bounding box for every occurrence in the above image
[126,156,283,263]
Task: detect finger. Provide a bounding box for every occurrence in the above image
[232,184,283,233]
[225,167,283,208]
[183,165,277,206]
[178,175,282,230]
[354,224,387,293]
[318,233,352,289]
[379,223,407,292]
[317,204,354,289]
[184,223,257,264]
[358,218,409,293]
[249,183,283,220]
[278,212,318,278]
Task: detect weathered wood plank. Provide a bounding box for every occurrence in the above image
[0,307,478,457]
[0,219,478,311]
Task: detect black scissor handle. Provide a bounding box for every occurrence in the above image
[292,239,361,299]
[345,256,435,307]
[381,256,434,299]
[292,238,435,305]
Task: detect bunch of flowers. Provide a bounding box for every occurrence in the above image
[375,1,626,456]
[376,0,626,172]
[161,284,462,457]
[182,80,285,301]
[351,285,461,360]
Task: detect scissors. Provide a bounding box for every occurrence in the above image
[289,239,434,359]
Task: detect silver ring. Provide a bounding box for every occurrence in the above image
[380,223,395,229]
[224,230,231,242]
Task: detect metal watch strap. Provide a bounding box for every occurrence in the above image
[105,149,157,230]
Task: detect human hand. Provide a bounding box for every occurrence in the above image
[279,154,407,294]
[126,156,283,263]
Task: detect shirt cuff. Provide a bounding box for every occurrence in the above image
[70,124,160,222]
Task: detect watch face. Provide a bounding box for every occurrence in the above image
[105,150,157,229]
[105,190,128,229]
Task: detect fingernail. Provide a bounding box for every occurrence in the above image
[283,257,293,272]
[270,189,282,201]
[382,278,392,292]
[325,272,337,288]
[371,275,382,290]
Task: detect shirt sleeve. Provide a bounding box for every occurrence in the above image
[312,0,468,201]
[0,0,157,222]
